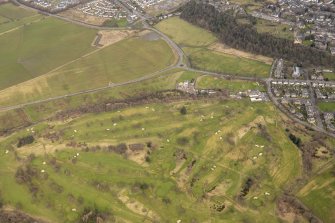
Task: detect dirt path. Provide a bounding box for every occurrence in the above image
[0,31,133,98]
[208,42,273,65]
[0,15,42,36]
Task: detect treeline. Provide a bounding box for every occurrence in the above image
[180,1,335,68]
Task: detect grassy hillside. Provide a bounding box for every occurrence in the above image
[255,19,293,40]
[0,16,97,90]
[156,17,271,78]
[297,163,335,223]
[0,3,35,19]
[155,16,217,47]
[0,36,175,106]
[196,75,266,92]
[190,49,271,78]
[0,3,44,35]
[0,99,305,222]
[0,68,334,222]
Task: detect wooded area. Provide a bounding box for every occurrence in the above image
[180,1,335,68]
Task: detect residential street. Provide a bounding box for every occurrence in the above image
[4,0,335,138]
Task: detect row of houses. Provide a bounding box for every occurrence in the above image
[273,87,309,98]
[21,0,79,11]
[79,0,129,19]
[255,0,335,54]
[132,0,164,9]
[271,80,308,86]
[324,112,335,131]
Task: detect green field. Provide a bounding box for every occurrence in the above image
[0,98,306,222]
[189,49,271,77]
[323,72,335,80]
[103,18,128,27]
[155,16,217,47]
[0,3,43,34]
[196,75,266,92]
[317,102,335,112]
[0,16,97,90]
[298,164,335,223]
[229,0,270,11]
[0,4,176,107]
[0,4,334,223]
[0,69,184,129]
[0,68,334,222]
[156,17,271,78]
[0,36,175,106]
[0,3,35,19]
[255,19,294,40]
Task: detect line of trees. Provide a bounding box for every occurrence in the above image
[180,1,335,68]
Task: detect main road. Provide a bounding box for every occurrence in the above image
[3,0,335,138]
[0,0,256,112]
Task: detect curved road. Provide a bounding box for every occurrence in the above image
[3,1,335,138]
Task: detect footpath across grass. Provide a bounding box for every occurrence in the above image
[190,49,271,78]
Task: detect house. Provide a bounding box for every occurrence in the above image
[324,113,335,131]
[176,80,197,95]
[330,47,335,56]
[281,98,289,104]
[302,88,309,98]
[307,117,316,124]
[315,41,328,51]
[273,88,280,97]
[296,112,304,119]
[294,32,305,44]
[292,65,302,78]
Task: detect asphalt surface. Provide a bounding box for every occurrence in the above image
[3,1,335,137]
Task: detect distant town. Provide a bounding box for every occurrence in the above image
[269,58,335,132]
[253,0,335,55]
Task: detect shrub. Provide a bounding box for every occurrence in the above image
[17,135,34,148]
[180,106,187,115]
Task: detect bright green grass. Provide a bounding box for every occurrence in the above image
[317,102,335,112]
[103,18,128,27]
[298,164,335,223]
[176,70,200,82]
[0,99,305,222]
[155,16,217,47]
[0,17,97,90]
[189,49,271,77]
[196,75,265,92]
[323,72,335,80]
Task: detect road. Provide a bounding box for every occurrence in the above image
[0,65,175,112]
[307,80,324,129]
[4,0,335,138]
[266,62,335,138]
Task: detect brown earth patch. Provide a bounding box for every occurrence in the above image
[235,116,266,141]
[117,190,160,220]
[59,8,108,26]
[0,208,49,223]
[95,30,134,47]
[208,42,273,65]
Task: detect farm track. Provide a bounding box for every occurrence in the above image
[0,15,42,36]
[0,0,260,112]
